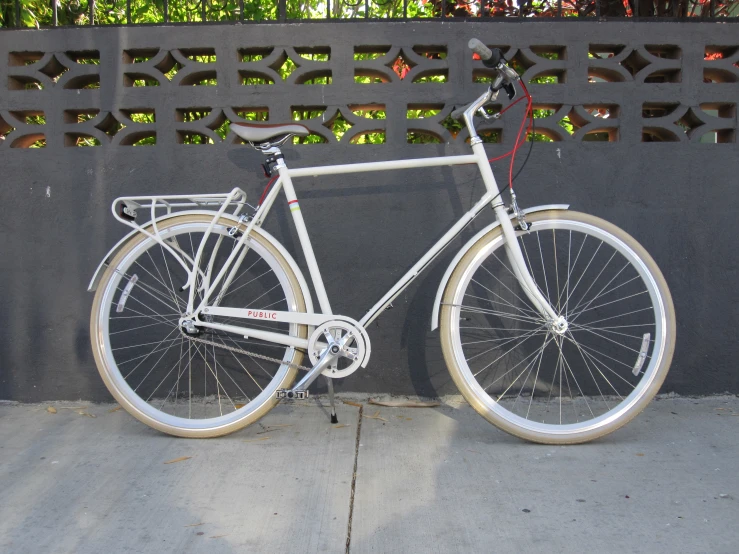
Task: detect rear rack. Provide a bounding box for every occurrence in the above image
[112,188,250,228]
[110,187,252,289]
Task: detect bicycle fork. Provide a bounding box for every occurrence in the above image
[471,142,566,334]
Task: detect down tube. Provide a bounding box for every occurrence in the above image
[359,189,497,328]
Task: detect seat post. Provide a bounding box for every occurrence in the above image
[258,146,285,179]
[260,145,283,156]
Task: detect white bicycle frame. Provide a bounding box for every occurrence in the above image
[110,86,560,364]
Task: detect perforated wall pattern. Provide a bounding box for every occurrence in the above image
[1,22,738,400]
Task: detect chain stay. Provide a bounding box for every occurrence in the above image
[178,329,312,371]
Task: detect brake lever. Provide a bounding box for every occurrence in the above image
[502,81,516,101]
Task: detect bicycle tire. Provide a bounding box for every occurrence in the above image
[90,214,308,438]
[440,211,676,444]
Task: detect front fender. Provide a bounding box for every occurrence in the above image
[87,211,315,316]
[430,204,569,331]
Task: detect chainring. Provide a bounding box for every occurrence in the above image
[308,320,366,378]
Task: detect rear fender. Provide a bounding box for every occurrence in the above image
[87,211,314,315]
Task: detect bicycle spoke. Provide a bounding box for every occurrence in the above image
[467,280,541,318]
[109,318,176,335]
[117,338,183,367]
[132,332,184,391]
[523,333,549,419]
[221,267,275,301]
[562,239,603,315]
[119,275,184,317]
[479,261,539,316]
[568,261,632,317]
[148,248,182,312]
[456,304,545,325]
[240,282,282,310]
[553,338,594,418]
[563,232,588,318]
[563,333,638,389]
[481,339,550,393]
[568,322,644,355]
[110,311,181,320]
[130,262,187,313]
[215,256,264,302]
[110,302,179,328]
[520,236,553,307]
[578,306,654,327]
[569,290,650,324]
[472,324,548,376]
[499,333,553,402]
[220,334,273,383]
[552,229,562,312]
[560,330,614,406]
[535,230,551,304]
[565,250,617,317]
[146,343,193,402]
[188,341,237,411]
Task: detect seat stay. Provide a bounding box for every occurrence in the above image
[192,176,285,317]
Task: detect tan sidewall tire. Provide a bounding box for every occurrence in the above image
[440,211,676,444]
[90,214,307,438]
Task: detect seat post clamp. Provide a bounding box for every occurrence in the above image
[261,153,284,178]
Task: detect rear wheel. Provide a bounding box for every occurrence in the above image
[91,214,307,438]
[440,211,676,444]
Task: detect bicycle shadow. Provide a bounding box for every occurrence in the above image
[399,162,497,400]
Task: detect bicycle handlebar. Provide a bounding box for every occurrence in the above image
[451,38,518,121]
[468,38,502,68]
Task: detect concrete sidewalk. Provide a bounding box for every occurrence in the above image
[0,396,737,553]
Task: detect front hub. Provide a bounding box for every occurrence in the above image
[550,315,569,335]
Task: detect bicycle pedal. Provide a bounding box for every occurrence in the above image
[275,389,309,400]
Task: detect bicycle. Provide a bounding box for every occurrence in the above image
[88,39,676,444]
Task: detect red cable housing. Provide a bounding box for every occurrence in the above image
[486,80,534,190]
[257,175,278,207]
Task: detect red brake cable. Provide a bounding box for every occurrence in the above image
[484,80,534,190]
[257,175,278,208]
[508,81,533,191]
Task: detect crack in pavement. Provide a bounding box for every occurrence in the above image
[345,403,363,553]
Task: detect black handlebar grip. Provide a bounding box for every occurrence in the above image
[468,39,503,68]
[468,38,493,61]
[483,48,503,68]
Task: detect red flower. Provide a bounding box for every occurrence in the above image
[392,58,411,79]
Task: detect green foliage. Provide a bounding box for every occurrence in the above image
[1,0,735,28]
[23,112,46,147]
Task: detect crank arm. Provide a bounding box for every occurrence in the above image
[291,347,338,392]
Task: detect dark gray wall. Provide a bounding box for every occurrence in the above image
[1,22,737,401]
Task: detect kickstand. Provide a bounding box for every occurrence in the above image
[325,375,338,424]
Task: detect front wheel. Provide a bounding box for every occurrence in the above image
[440,211,676,444]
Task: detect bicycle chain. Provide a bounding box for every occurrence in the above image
[178,329,312,371]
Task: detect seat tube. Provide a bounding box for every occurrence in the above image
[472,142,558,322]
[276,162,333,316]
